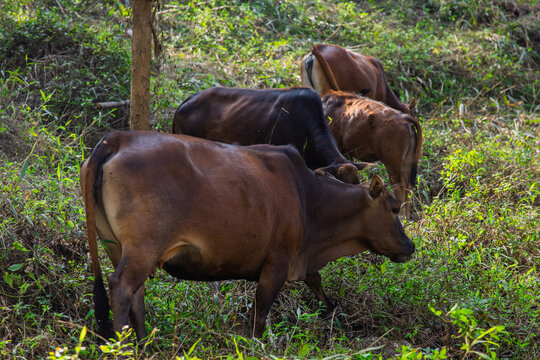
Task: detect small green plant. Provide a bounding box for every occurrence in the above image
[177,338,203,360]
[98,327,135,358]
[48,326,159,360]
[394,345,448,360]
[431,305,508,359]
[48,327,87,360]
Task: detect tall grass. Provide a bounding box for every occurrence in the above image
[0,0,538,358]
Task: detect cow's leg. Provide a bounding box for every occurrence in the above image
[94,227,121,341]
[394,166,413,219]
[108,252,154,340]
[107,243,147,342]
[402,183,412,219]
[401,157,416,220]
[394,178,409,216]
[399,126,419,220]
[304,272,335,316]
[129,285,146,342]
[386,164,408,217]
[251,261,288,338]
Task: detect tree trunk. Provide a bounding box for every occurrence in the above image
[130,0,153,131]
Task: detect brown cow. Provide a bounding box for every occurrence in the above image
[81,131,415,341]
[300,43,416,115]
[321,91,422,218]
[172,86,369,185]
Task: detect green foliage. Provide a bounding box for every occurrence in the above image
[430,304,508,360]
[0,1,131,130]
[48,326,88,360]
[0,0,538,358]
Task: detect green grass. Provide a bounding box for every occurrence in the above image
[0,0,538,358]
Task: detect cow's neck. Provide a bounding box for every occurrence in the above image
[302,180,371,272]
[303,120,349,168]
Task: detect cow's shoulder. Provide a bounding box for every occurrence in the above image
[277,86,320,100]
[244,144,308,177]
[364,55,383,69]
[248,143,305,165]
[312,43,346,57]
[277,87,322,112]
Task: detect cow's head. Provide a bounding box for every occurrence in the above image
[315,162,374,185]
[315,163,359,184]
[360,176,415,263]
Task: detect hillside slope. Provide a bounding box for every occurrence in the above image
[0,0,538,358]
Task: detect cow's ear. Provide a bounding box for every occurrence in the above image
[408,98,417,114]
[315,164,338,175]
[315,164,359,184]
[314,168,328,178]
[368,175,384,199]
[354,162,375,170]
[314,167,338,181]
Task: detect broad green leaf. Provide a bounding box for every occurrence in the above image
[8,263,23,272]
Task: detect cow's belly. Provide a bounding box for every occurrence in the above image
[341,135,378,162]
[160,240,263,281]
[352,151,379,163]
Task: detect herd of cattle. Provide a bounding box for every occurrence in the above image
[81,44,422,341]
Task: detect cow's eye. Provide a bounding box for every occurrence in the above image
[392,207,400,214]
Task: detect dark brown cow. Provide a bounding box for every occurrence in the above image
[81,131,415,341]
[322,91,422,218]
[300,43,416,115]
[172,86,369,184]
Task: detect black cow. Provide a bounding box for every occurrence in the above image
[172,87,369,183]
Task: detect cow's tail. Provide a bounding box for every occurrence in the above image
[310,44,340,91]
[83,134,118,340]
[303,53,315,88]
[407,117,423,187]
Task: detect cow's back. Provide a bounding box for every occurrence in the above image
[304,44,411,114]
[172,87,347,170]
[306,44,379,96]
[322,93,407,157]
[322,45,382,97]
[174,88,278,144]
